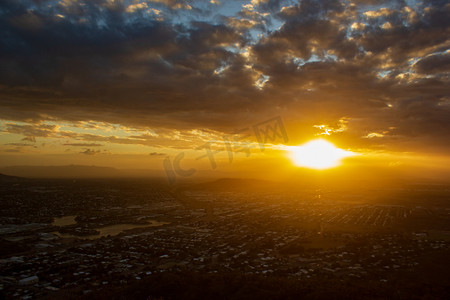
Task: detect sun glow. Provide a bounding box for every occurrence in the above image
[289,139,356,170]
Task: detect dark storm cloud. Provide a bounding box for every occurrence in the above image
[249,0,449,149]
[414,52,450,74]
[0,0,449,152]
[358,4,450,66]
[0,0,257,129]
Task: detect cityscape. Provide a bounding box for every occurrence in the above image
[1,176,449,299]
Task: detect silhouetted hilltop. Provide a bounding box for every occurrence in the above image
[0,173,23,182]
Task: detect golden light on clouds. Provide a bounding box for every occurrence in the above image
[0,0,449,181]
[288,139,356,170]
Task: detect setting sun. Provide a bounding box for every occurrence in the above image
[289,139,356,170]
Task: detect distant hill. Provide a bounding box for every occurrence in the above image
[0,165,124,178]
[0,173,24,182]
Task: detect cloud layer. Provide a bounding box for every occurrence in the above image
[0,0,449,154]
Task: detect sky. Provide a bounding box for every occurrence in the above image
[0,0,449,180]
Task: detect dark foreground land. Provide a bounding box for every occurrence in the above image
[0,175,449,299]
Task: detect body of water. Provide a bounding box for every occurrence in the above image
[52,215,77,226]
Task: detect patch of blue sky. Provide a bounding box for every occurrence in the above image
[255,74,269,89]
[378,70,391,78]
[324,53,338,61]
[293,54,321,66]
[407,57,421,66]
[270,16,284,30]
[307,54,322,63]
[293,52,337,67]
[152,0,245,27]
[214,64,229,75]
[223,44,241,54]
[215,1,250,19]
[405,0,421,9]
